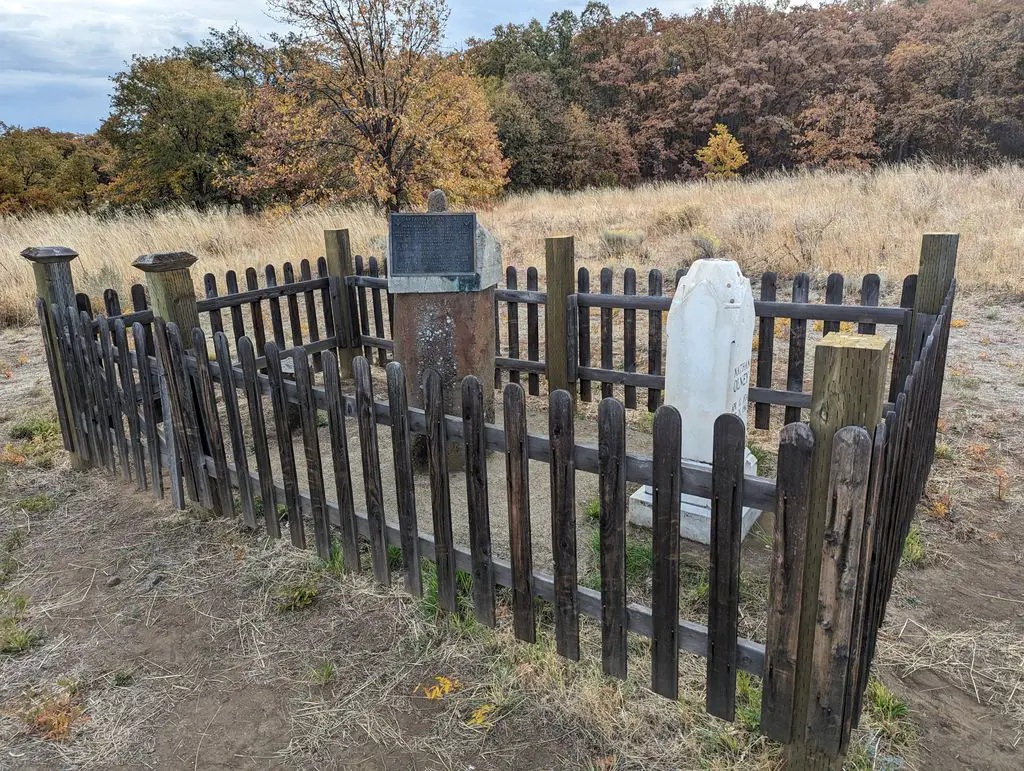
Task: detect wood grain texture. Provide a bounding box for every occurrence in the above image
[707,413,745,720]
[283,262,304,350]
[113,318,147,491]
[623,268,637,409]
[463,375,494,626]
[387,362,422,595]
[504,383,535,642]
[600,267,613,400]
[265,265,286,348]
[598,396,627,678]
[650,405,682,698]
[527,266,540,396]
[191,327,233,516]
[549,388,578,660]
[215,331,256,529]
[294,350,332,559]
[823,272,845,334]
[544,236,575,394]
[760,421,815,743]
[245,268,267,355]
[577,267,592,402]
[225,270,246,344]
[785,273,811,424]
[506,266,520,385]
[424,367,456,612]
[858,274,881,335]
[647,269,663,412]
[299,260,321,371]
[369,257,387,366]
[755,272,777,429]
[322,351,359,569]
[265,342,305,548]
[238,336,280,538]
[354,355,389,584]
[204,273,225,337]
[135,322,164,499]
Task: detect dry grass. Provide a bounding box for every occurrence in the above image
[2,163,1023,325]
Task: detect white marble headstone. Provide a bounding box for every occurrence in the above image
[629,259,761,544]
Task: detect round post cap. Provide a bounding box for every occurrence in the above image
[132,251,199,273]
[427,189,449,212]
[21,246,79,263]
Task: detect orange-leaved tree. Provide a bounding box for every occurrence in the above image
[235,0,508,211]
[695,124,748,180]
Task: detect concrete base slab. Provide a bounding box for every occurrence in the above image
[627,450,761,545]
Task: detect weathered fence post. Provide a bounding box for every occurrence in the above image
[912,233,958,344]
[544,235,575,397]
[23,246,87,470]
[324,228,361,378]
[788,332,890,769]
[132,251,201,339]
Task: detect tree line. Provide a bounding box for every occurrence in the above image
[2,0,1021,216]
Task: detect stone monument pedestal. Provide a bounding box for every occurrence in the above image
[627,449,761,545]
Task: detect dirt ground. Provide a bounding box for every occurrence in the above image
[1,290,1022,770]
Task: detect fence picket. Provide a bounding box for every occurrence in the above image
[785,273,810,424]
[283,262,304,349]
[204,273,225,337]
[858,274,881,335]
[504,383,534,642]
[265,265,286,348]
[293,350,331,559]
[527,266,540,395]
[369,257,387,366]
[323,350,359,568]
[103,288,121,317]
[98,315,130,480]
[578,267,592,402]
[265,342,305,547]
[424,368,457,612]
[238,336,281,538]
[387,362,422,595]
[647,269,663,411]
[651,405,682,697]
[245,268,267,354]
[299,260,322,371]
[889,275,917,400]
[354,256,371,359]
[135,322,164,498]
[805,426,873,757]
[354,355,389,583]
[54,304,90,463]
[160,321,209,506]
[707,413,745,720]
[463,375,494,626]
[599,396,627,678]
[506,267,521,385]
[191,328,233,516]
[214,332,256,529]
[600,267,613,400]
[225,270,246,345]
[755,272,778,429]
[823,273,845,334]
[623,268,637,408]
[113,318,146,491]
[760,421,815,742]
[549,389,578,659]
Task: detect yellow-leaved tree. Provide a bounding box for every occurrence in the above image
[230,0,508,211]
[695,124,748,180]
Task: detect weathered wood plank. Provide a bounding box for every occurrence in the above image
[760,421,815,743]
[506,266,520,385]
[225,270,246,344]
[265,342,305,547]
[599,396,627,678]
[504,383,535,642]
[245,268,267,355]
[299,260,322,371]
[387,362,421,595]
[651,404,682,698]
[354,356,389,583]
[368,257,387,366]
[294,350,331,559]
[204,273,225,337]
[578,267,592,402]
[113,318,146,490]
[265,265,286,349]
[623,268,637,409]
[238,336,280,538]
[823,272,845,334]
[549,388,578,659]
[191,328,233,516]
[755,272,777,429]
[527,266,540,396]
[424,367,456,612]
[160,321,211,506]
[134,323,162,498]
[858,274,881,335]
[707,413,745,720]
[647,269,663,412]
[322,350,359,568]
[283,262,304,349]
[98,315,130,480]
[544,236,575,394]
[805,426,873,757]
[600,267,613,400]
[214,332,257,529]
[463,375,494,626]
[785,273,811,424]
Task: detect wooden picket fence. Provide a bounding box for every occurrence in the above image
[25,231,957,767]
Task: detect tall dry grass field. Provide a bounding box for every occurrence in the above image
[1,163,1021,324]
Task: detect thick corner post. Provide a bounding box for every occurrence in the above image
[22,246,86,470]
[323,229,361,378]
[788,332,889,769]
[544,235,576,397]
[911,233,958,352]
[132,251,201,340]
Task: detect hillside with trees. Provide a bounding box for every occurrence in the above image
[1,0,1021,215]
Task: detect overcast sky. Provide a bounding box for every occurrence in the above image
[0,0,705,134]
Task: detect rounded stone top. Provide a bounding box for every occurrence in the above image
[21,246,79,263]
[132,251,198,273]
[427,189,449,212]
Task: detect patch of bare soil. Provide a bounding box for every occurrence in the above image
[0,290,1022,770]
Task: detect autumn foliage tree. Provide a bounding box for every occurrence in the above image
[695,124,748,180]
[235,0,508,211]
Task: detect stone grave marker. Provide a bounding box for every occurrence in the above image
[628,258,761,544]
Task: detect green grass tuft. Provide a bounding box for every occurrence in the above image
[901,526,925,568]
[274,580,319,612]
